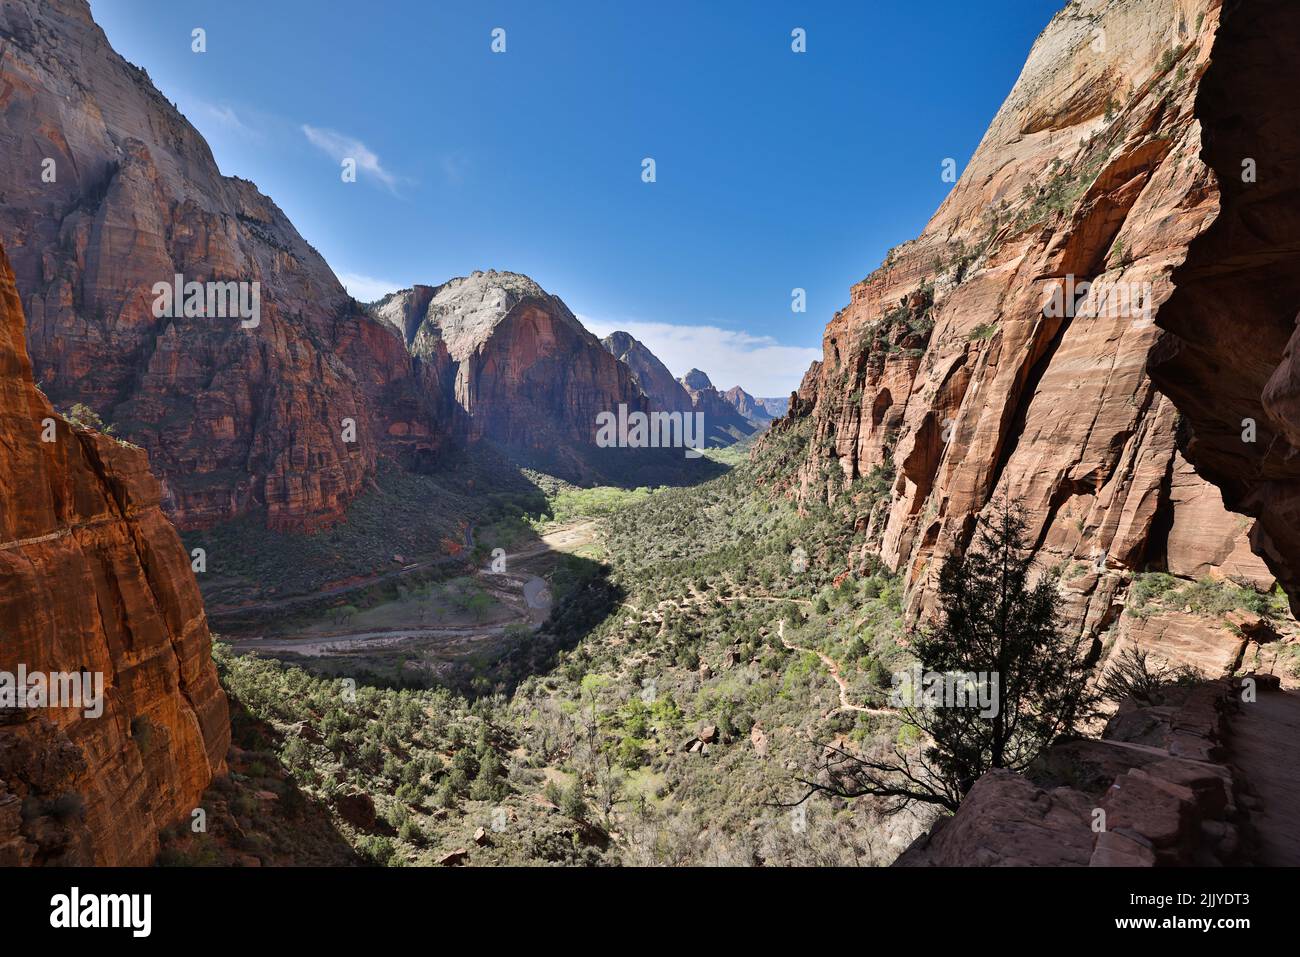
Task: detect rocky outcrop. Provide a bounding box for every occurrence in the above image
[1149,0,1300,613]
[678,369,759,446]
[0,242,229,866]
[371,272,653,473]
[897,679,1245,867]
[0,0,453,531]
[765,0,1278,664]
[600,331,694,413]
[722,385,774,425]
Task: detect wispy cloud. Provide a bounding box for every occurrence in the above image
[579,317,821,398]
[301,125,401,192]
[203,103,255,136]
[337,271,404,303]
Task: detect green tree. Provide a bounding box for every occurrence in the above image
[796,501,1097,813]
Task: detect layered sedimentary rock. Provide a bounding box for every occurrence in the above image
[0,0,452,531]
[371,272,651,467]
[768,0,1276,670]
[1149,0,1300,612]
[0,242,229,866]
[600,331,694,413]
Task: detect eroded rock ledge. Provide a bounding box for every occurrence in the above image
[895,676,1274,867]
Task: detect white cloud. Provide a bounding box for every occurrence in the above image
[579,317,821,398]
[301,125,400,192]
[203,103,254,135]
[337,272,403,303]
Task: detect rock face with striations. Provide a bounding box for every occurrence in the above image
[371,272,650,466]
[1149,0,1300,613]
[600,330,694,413]
[0,242,229,866]
[0,0,453,532]
[766,0,1277,674]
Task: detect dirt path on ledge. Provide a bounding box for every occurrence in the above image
[1229,688,1300,865]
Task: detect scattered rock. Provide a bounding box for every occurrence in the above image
[437,848,469,866]
[334,792,377,831]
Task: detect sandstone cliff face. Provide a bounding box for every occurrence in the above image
[1150,0,1300,612]
[0,0,453,531]
[0,243,229,866]
[769,0,1278,671]
[600,330,694,413]
[372,272,651,464]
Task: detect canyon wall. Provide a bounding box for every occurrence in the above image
[679,368,760,445]
[0,242,229,866]
[1149,0,1300,612]
[0,0,453,532]
[601,330,694,414]
[2,0,673,533]
[722,385,776,425]
[372,272,654,473]
[768,0,1282,673]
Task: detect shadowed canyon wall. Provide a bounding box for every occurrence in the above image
[0,0,678,532]
[1150,0,1300,610]
[0,0,453,531]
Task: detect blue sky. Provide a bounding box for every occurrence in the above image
[89,0,1063,395]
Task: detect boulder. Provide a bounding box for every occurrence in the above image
[334,792,377,831]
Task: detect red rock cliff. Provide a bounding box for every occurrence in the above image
[0,242,229,866]
[1150,0,1300,611]
[767,0,1281,673]
[0,0,454,531]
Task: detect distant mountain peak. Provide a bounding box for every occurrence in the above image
[371,270,582,360]
[600,330,693,414]
[680,368,713,392]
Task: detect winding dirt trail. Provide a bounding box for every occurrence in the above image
[777,620,895,716]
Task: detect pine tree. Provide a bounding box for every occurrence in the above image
[794,500,1097,813]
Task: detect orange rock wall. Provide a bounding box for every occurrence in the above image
[0,243,229,865]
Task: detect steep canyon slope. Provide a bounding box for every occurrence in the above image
[0,0,681,533]
[767,0,1284,676]
[0,242,229,866]
[0,0,455,532]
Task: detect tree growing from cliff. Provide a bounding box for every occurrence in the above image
[793,501,1097,813]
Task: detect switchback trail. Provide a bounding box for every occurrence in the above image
[777,620,896,716]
